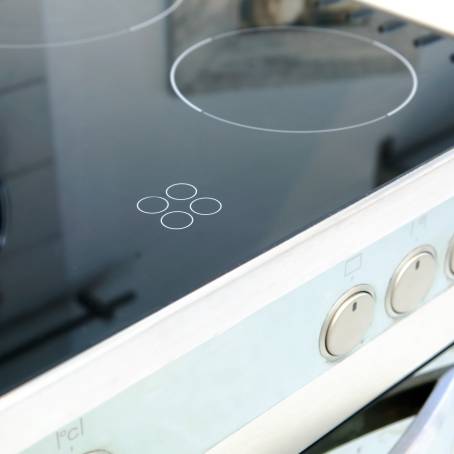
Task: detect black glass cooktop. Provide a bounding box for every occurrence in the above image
[0,0,453,395]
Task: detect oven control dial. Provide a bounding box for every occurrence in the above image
[450,250,454,277]
[386,246,437,316]
[320,286,375,359]
[447,237,454,279]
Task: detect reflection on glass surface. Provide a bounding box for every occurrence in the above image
[0,0,183,47]
[0,181,6,249]
[240,0,376,27]
[0,0,453,395]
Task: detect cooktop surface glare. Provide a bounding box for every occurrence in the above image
[0,0,453,395]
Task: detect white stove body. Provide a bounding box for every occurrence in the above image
[0,149,453,454]
[360,0,454,37]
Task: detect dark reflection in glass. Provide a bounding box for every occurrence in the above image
[0,181,6,249]
[376,124,454,185]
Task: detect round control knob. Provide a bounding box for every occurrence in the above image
[320,286,375,359]
[447,237,454,279]
[386,246,437,317]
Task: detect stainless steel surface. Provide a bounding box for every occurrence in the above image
[390,368,454,453]
[386,246,437,316]
[320,285,375,359]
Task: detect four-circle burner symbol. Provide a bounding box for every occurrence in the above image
[136,183,222,231]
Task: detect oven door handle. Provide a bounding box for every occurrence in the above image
[390,367,454,453]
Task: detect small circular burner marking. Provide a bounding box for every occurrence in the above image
[136,196,169,215]
[166,183,198,201]
[160,211,194,230]
[190,197,223,216]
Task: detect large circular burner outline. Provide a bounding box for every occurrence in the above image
[170,26,419,134]
[0,0,184,49]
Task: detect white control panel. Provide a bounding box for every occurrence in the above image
[21,196,454,454]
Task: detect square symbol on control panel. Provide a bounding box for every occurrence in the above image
[345,254,362,276]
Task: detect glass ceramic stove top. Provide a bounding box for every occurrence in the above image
[0,0,453,395]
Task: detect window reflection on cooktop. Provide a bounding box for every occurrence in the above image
[0,0,453,394]
[0,0,184,47]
